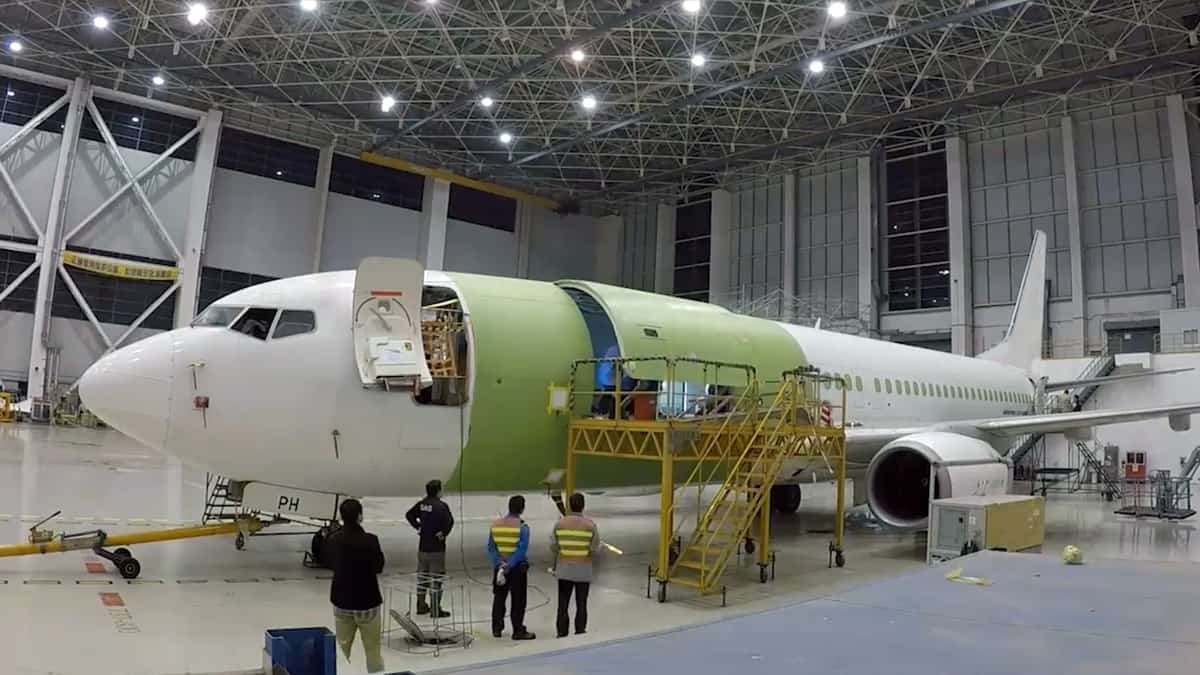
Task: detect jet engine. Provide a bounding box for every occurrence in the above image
[865,431,1009,529]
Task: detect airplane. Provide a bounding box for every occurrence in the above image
[77,230,1200,552]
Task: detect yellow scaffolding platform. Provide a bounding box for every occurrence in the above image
[561,358,846,602]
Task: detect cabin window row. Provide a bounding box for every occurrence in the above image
[821,372,1030,405]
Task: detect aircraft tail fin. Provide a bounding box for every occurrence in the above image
[977,231,1047,373]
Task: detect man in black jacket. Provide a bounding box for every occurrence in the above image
[405,479,454,617]
[328,498,386,673]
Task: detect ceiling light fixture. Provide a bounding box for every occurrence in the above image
[570,48,585,63]
[92,15,110,30]
[152,74,166,86]
[808,58,825,74]
[131,116,140,123]
[8,40,22,53]
[499,131,513,144]
[681,0,701,14]
[186,3,208,25]
[299,0,318,10]
[380,95,396,112]
[5,90,13,98]
[479,96,494,108]
[827,1,848,19]
[275,170,283,176]
[581,94,597,110]
[690,53,706,67]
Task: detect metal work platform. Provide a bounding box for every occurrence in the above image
[559,357,847,602]
[430,551,1200,675]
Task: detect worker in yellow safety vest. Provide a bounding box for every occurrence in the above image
[487,495,535,641]
[550,492,600,638]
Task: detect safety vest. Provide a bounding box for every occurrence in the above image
[554,515,596,564]
[490,515,522,559]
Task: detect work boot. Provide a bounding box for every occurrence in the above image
[416,600,430,616]
[432,608,451,619]
[512,630,536,641]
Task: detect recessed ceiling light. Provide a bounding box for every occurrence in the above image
[92,15,110,30]
[5,90,13,98]
[426,0,438,5]
[681,0,701,14]
[570,48,585,63]
[152,74,166,86]
[275,170,283,176]
[299,0,318,10]
[690,53,706,67]
[131,116,140,123]
[381,95,396,112]
[372,193,381,199]
[499,131,513,144]
[480,96,494,108]
[827,1,848,19]
[581,94,597,110]
[8,40,22,53]
[808,58,825,74]
[186,3,208,26]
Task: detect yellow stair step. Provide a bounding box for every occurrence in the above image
[674,559,710,571]
[669,576,705,589]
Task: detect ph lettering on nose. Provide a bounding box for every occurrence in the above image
[278,496,300,512]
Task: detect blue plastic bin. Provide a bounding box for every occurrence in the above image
[263,626,337,675]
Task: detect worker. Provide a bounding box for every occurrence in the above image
[593,344,636,419]
[405,479,454,617]
[487,495,536,640]
[550,492,600,638]
[327,498,386,673]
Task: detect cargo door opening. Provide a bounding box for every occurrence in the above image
[417,285,469,407]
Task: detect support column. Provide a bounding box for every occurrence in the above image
[856,156,877,333]
[654,203,675,295]
[515,202,533,278]
[709,189,732,304]
[595,214,622,284]
[27,78,88,400]
[1167,94,1200,308]
[1061,115,1087,355]
[309,142,334,273]
[946,136,973,355]
[418,176,450,270]
[174,109,222,327]
[782,173,797,303]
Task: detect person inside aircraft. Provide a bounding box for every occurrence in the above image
[593,344,635,419]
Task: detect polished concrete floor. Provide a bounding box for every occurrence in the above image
[0,423,1197,675]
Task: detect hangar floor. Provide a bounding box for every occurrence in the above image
[1,424,1197,675]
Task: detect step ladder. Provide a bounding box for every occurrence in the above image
[1074,441,1123,499]
[666,385,800,594]
[202,474,244,524]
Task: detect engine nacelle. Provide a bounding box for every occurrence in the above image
[865,431,1009,529]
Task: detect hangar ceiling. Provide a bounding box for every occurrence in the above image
[1,0,1197,209]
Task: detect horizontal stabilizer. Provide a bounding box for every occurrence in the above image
[1045,367,1193,392]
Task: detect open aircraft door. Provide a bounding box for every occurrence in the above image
[353,257,432,390]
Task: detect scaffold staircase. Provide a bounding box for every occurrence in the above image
[202,474,243,524]
[560,358,847,603]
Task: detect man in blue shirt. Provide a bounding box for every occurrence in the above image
[593,344,634,418]
[487,495,535,640]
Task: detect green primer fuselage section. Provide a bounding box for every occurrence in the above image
[444,273,807,493]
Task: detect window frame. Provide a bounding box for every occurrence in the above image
[270,309,319,340]
[230,306,279,341]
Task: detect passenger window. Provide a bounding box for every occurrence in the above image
[231,307,277,340]
[855,375,863,392]
[919,382,927,396]
[885,379,892,394]
[272,310,317,339]
[903,381,911,396]
[874,377,881,393]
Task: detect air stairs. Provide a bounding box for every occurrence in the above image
[560,358,846,602]
[202,474,244,524]
[1010,353,1116,469]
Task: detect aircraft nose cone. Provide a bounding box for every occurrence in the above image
[79,332,175,449]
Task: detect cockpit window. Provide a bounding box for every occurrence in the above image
[191,305,243,328]
[231,307,277,341]
[272,310,316,339]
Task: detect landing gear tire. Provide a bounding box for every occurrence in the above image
[118,557,141,580]
[743,538,756,555]
[113,547,131,559]
[835,551,846,568]
[235,532,246,550]
[310,530,327,567]
[771,484,802,514]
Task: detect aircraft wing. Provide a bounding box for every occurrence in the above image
[1044,367,1192,391]
[968,402,1200,436]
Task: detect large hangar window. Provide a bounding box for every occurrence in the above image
[197,266,277,313]
[447,183,516,232]
[674,197,712,301]
[884,142,950,311]
[50,247,176,330]
[0,242,37,314]
[78,97,199,160]
[0,76,66,131]
[217,127,319,187]
[329,154,424,210]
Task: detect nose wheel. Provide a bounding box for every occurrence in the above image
[94,545,141,579]
[235,532,246,550]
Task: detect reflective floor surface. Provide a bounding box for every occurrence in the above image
[1,423,1197,674]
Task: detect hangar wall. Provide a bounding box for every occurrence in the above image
[0,69,610,391]
[622,90,1200,359]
